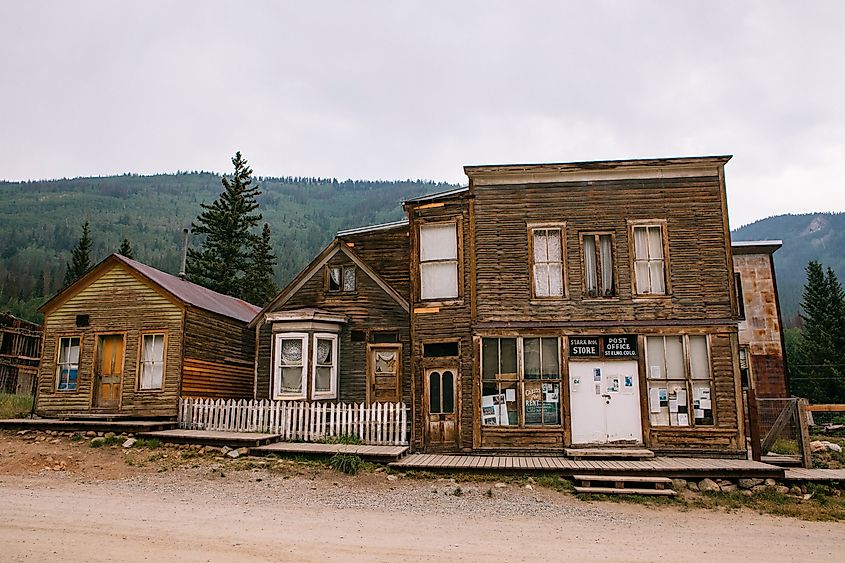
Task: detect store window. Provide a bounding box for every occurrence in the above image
[582,233,615,297]
[530,227,565,298]
[645,335,713,426]
[419,222,459,300]
[632,224,667,295]
[481,337,561,427]
[56,336,80,391]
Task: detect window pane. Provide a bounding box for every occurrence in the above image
[329,267,341,291]
[482,339,498,380]
[534,264,550,297]
[689,336,710,379]
[524,380,543,425]
[635,262,650,294]
[665,336,684,378]
[584,235,597,293]
[429,372,441,413]
[599,235,614,295]
[502,381,518,425]
[316,338,332,364]
[420,224,457,261]
[546,230,561,262]
[150,362,163,389]
[633,227,649,260]
[523,338,540,379]
[541,338,559,378]
[420,261,458,300]
[374,351,397,374]
[547,263,563,297]
[500,338,517,375]
[533,231,549,262]
[648,261,666,294]
[442,371,454,413]
[280,339,303,365]
[646,336,666,379]
[693,382,714,425]
[68,339,80,364]
[543,382,561,424]
[343,267,356,291]
[315,367,332,392]
[648,227,664,259]
[281,367,303,393]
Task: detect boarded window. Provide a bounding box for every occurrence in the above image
[632,225,666,295]
[56,337,80,391]
[419,223,458,300]
[139,333,165,390]
[531,228,564,298]
[583,233,615,297]
[646,335,713,427]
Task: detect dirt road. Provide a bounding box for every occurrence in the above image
[1,432,843,562]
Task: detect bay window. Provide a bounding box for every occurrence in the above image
[273,332,338,400]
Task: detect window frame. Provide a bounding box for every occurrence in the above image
[481,335,563,428]
[326,265,356,293]
[579,231,617,299]
[734,272,746,320]
[628,220,670,297]
[137,331,167,392]
[417,219,462,303]
[527,223,567,300]
[273,332,309,400]
[311,332,339,400]
[644,334,715,428]
[55,335,82,392]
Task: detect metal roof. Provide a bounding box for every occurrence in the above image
[337,219,409,237]
[112,254,261,322]
[402,186,469,204]
[731,240,783,255]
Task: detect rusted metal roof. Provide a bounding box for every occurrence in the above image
[112,254,261,323]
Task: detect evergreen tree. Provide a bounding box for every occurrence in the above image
[243,223,279,306]
[792,261,845,402]
[63,221,93,287]
[118,238,134,259]
[186,152,262,300]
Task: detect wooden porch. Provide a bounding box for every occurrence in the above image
[389,454,785,479]
[0,418,176,433]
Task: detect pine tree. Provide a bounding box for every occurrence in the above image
[118,238,134,259]
[793,261,845,402]
[243,223,279,306]
[63,221,93,287]
[186,151,262,300]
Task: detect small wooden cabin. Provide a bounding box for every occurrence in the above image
[35,254,260,419]
[732,240,788,398]
[0,313,42,395]
[250,221,411,406]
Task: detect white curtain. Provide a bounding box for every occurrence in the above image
[141,334,164,389]
[421,261,458,300]
[583,235,597,293]
[599,235,613,295]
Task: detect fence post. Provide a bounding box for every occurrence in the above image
[797,398,813,469]
[747,388,762,461]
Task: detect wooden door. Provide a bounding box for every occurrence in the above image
[367,344,401,403]
[425,367,458,450]
[95,334,125,408]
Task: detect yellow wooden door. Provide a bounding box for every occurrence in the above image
[95,335,124,408]
[367,345,401,403]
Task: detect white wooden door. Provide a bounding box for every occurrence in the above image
[568,360,642,445]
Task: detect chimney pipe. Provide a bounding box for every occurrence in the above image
[179,228,189,279]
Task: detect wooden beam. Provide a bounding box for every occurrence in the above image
[803,404,845,412]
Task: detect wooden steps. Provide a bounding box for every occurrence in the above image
[565,447,655,460]
[573,474,676,496]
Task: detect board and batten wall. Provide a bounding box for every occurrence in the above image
[36,264,184,417]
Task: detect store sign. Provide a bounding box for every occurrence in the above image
[569,337,600,357]
[603,335,638,358]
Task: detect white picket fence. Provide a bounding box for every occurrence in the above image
[178,397,409,446]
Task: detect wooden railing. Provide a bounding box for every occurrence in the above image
[178,397,409,445]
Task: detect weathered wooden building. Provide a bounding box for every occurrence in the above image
[250,221,412,406]
[732,240,788,398]
[0,313,42,395]
[403,156,745,456]
[35,254,260,419]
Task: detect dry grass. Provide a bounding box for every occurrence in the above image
[0,393,33,419]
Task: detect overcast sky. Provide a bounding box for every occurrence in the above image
[1,1,843,227]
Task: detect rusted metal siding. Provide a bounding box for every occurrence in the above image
[35,264,184,417]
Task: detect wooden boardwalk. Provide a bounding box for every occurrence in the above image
[138,429,280,447]
[389,454,784,478]
[0,418,176,433]
[784,468,845,481]
[253,442,408,461]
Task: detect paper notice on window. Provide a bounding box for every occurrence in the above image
[669,399,679,413]
[505,389,516,402]
[677,413,690,426]
[699,399,711,410]
[650,365,662,379]
[676,389,687,406]
[649,387,661,413]
[694,408,705,419]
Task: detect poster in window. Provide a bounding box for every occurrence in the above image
[524,381,543,425]
[482,394,509,425]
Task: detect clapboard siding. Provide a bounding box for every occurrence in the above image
[256,250,410,404]
[36,264,184,417]
[473,176,733,323]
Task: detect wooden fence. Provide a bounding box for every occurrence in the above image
[178,398,409,445]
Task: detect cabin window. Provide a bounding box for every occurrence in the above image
[481,336,561,427]
[582,233,615,297]
[419,222,458,300]
[645,335,713,427]
[56,337,80,391]
[632,224,667,295]
[139,333,165,390]
[273,333,308,399]
[312,333,338,399]
[530,227,564,298]
[734,273,746,320]
[328,266,356,292]
[423,341,459,357]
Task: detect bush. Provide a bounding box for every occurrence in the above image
[329,453,363,475]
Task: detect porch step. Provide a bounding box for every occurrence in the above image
[573,474,675,496]
[565,447,655,460]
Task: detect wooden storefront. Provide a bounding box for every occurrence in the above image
[35,254,259,419]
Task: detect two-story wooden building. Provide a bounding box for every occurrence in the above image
[402,156,744,456]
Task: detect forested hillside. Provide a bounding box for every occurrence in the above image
[0,173,455,320]
[732,212,845,325]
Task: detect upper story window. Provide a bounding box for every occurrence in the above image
[419,222,458,300]
[56,336,81,391]
[631,224,667,295]
[530,226,565,298]
[582,233,615,298]
[328,266,356,292]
